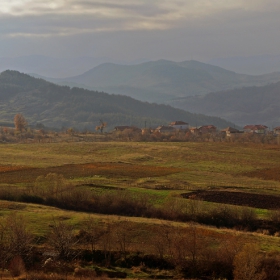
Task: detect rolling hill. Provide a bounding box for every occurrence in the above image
[41,59,280,103]
[0,70,235,130]
[169,82,280,127]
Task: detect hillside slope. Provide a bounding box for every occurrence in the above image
[0,70,235,130]
[169,82,280,127]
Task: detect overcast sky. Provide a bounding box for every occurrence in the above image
[1,0,280,62]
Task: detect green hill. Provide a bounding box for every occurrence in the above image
[0,70,235,130]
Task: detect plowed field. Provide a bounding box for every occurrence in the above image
[242,167,280,182]
[0,163,182,184]
[182,190,280,209]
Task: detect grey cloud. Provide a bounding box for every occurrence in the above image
[2,0,279,38]
[72,1,170,17]
[0,0,280,63]
[0,5,173,38]
[1,0,170,19]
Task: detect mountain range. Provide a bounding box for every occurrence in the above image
[3,58,280,128]
[2,54,280,77]
[0,70,235,130]
[0,55,148,78]
[36,60,280,105]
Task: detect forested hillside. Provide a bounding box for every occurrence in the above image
[0,70,235,130]
[170,82,280,127]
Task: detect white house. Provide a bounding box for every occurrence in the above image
[169,121,189,130]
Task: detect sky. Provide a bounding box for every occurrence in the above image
[1,0,280,62]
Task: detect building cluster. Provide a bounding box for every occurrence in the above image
[114,122,280,137]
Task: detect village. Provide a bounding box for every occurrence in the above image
[114,121,280,137]
[1,117,280,144]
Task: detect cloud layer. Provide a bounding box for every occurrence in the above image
[1,0,280,61]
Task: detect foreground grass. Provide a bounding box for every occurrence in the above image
[0,199,280,253]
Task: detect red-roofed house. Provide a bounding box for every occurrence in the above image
[243,125,268,134]
[190,125,217,134]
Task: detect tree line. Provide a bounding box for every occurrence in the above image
[0,212,279,280]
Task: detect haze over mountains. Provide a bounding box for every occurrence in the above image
[37,60,280,104]
[2,54,280,77]
[209,54,280,75]
[0,70,234,130]
[0,55,148,78]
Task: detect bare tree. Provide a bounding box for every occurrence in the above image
[0,220,9,274]
[48,219,78,260]
[152,222,173,260]
[34,173,67,198]
[172,228,188,269]
[233,243,266,280]
[171,223,207,277]
[114,219,136,260]
[81,216,106,261]
[0,213,33,276]
[5,213,34,260]
[100,221,114,266]
[14,113,28,132]
[95,119,107,133]
[185,223,200,270]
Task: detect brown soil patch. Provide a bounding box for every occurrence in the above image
[0,163,181,184]
[181,190,280,209]
[242,167,280,182]
[0,165,29,172]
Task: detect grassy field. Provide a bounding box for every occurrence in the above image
[1,141,280,190]
[1,141,280,279]
[1,141,280,217]
[1,200,280,253]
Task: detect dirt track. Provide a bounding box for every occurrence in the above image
[181,190,280,209]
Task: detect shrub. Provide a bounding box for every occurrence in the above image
[9,255,26,277]
[19,194,44,204]
[233,244,266,280]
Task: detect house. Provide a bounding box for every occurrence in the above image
[243,125,268,134]
[190,125,217,134]
[273,127,280,135]
[221,127,243,137]
[154,125,176,133]
[169,121,189,130]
